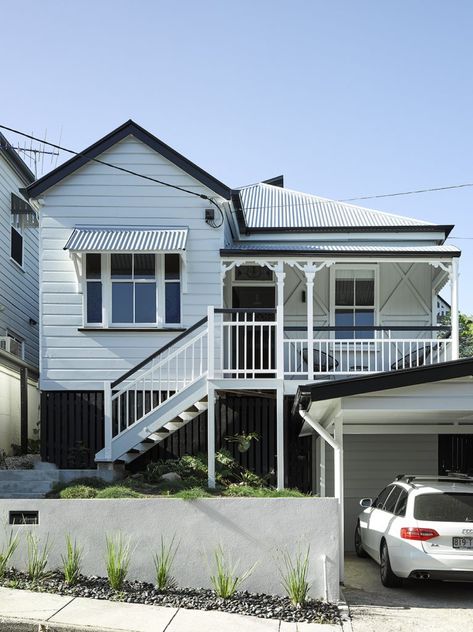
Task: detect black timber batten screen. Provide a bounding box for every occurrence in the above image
[41,392,104,469]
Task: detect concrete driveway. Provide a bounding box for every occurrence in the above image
[344,553,473,632]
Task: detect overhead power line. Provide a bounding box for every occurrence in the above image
[0,124,214,202]
[343,182,473,202]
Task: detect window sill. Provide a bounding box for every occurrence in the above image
[78,327,186,333]
[10,258,25,273]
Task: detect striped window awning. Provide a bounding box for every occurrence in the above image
[64,226,189,252]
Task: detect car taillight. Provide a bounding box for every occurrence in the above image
[400,527,439,541]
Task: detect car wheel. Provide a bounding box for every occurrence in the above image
[380,541,403,588]
[354,522,367,558]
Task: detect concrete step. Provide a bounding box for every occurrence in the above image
[0,492,46,499]
[0,481,54,493]
[0,470,60,481]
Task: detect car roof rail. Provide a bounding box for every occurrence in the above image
[395,473,473,484]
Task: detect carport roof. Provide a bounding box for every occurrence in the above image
[294,358,473,414]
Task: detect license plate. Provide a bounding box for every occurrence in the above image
[452,537,473,549]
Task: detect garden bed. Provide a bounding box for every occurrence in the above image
[0,570,340,624]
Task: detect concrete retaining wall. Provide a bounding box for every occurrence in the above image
[0,498,339,600]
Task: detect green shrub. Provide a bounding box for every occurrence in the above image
[154,535,179,591]
[96,486,144,499]
[210,545,255,599]
[0,530,19,578]
[223,485,305,498]
[26,532,52,582]
[280,546,311,607]
[105,533,131,590]
[173,486,213,499]
[61,535,83,585]
[60,485,98,499]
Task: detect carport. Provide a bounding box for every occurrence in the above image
[294,358,473,581]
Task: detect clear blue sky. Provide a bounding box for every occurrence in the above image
[3,0,473,311]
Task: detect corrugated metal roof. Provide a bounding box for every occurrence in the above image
[239,183,434,229]
[64,226,188,252]
[221,243,461,256]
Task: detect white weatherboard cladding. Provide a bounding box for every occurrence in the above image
[0,156,38,366]
[40,136,225,390]
[323,434,438,550]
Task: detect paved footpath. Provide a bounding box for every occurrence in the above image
[0,587,342,632]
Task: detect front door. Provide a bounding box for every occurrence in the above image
[232,287,276,376]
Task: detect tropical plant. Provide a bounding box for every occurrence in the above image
[26,532,52,582]
[0,530,19,578]
[440,312,473,358]
[105,533,131,590]
[61,535,83,585]
[210,545,255,599]
[279,546,311,607]
[153,535,179,590]
[225,432,260,453]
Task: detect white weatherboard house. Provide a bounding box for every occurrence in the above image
[23,120,472,566]
[0,133,39,454]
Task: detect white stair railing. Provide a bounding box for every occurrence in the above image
[103,317,208,452]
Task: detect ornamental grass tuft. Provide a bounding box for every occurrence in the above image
[0,530,19,578]
[280,546,311,607]
[105,533,132,590]
[26,532,52,583]
[210,545,255,599]
[153,534,179,591]
[61,535,83,585]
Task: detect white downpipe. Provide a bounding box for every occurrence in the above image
[322,554,328,602]
[451,259,460,360]
[320,437,326,497]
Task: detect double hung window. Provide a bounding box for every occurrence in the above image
[85,253,181,327]
[334,269,375,339]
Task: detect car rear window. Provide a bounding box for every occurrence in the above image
[414,493,473,522]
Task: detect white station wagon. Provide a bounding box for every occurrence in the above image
[355,474,473,587]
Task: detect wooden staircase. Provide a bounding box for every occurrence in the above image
[96,317,209,465]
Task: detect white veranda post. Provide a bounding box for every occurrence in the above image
[451,258,460,360]
[304,264,316,381]
[275,262,285,489]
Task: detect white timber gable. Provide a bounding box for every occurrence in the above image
[37,134,228,390]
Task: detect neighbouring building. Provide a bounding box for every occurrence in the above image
[0,133,39,454]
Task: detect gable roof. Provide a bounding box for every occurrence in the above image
[0,132,35,184]
[25,120,232,200]
[294,358,473,413]
[237,182,453,235]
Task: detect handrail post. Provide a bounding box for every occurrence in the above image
[103,381,113,461]
[208,306,215,379]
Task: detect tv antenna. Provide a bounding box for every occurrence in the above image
[7,127,63,178]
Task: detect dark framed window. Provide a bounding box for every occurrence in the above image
[164,254,181,324]
[86,254,102,324]
[11,224,23,267]
[335,270,375,339]
[111,254,156,324]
